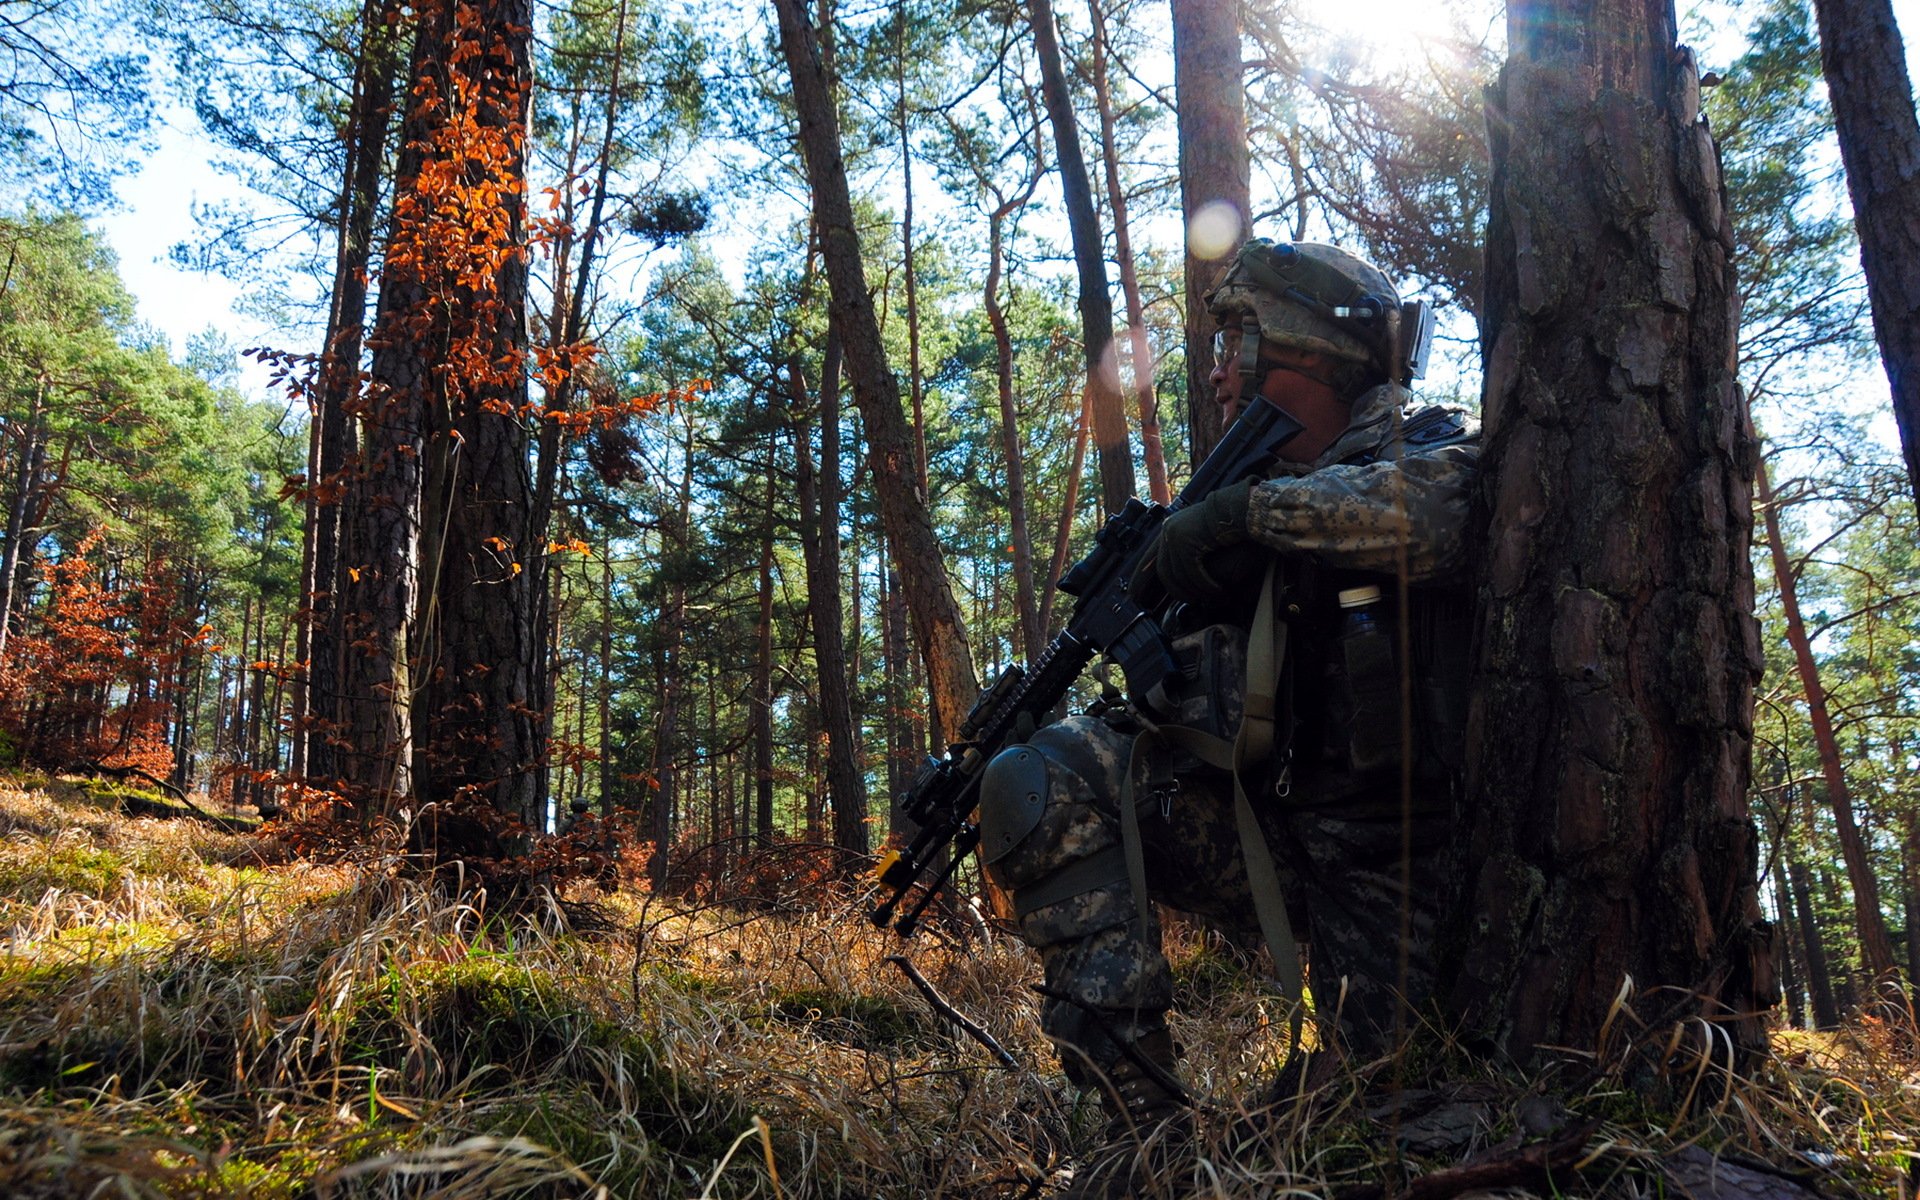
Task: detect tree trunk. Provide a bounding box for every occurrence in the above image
[1755,456,1901,981]
[986,206,1045,660]
[385,0,540,838]
[895,5,930,499]
[753,457,777,847]
[1771,855,1807,1029]
[1906,809,1920,985]
[1450,3,1772,1073]
[772,0,978,737]
[786,339,868,858]
[1028,0,1133,515]
[0,389,47,664]
[1039,383,1091,638]
[599,549,614,819]
[1171,0,1249,466]
[1088,0,1169,504]
[308,0,400,791]
[1807,0,1920,514]
[1794,858,1842,1026]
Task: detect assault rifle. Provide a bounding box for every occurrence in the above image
[871,394,1306,935]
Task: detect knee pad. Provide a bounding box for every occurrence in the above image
[978,744,1049,868]
[978,722,1135,946]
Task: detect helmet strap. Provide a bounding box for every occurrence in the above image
[1236,315,1263,385]
[1238,318,1353,395]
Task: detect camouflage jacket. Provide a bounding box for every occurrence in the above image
[1247,383,1478,583]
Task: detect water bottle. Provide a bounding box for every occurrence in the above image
[1337,585,1403,774]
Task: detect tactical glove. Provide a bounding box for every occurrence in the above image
[1150,478,1258,603]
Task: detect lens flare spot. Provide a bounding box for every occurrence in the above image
[1188,201,1243,259]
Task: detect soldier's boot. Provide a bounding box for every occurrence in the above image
[1065,1028,1193,1200]
[1093,1027,1186,1138]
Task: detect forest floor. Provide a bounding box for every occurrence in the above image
[0,772,1911,1198]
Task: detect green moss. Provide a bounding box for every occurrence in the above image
[763,986,926,1048]
[0,843,129,899]
[1170,941,1259,1009]
[340,957,750,1164]
[0,954,81,1010]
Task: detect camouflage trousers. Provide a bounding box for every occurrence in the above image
[982,713,1453,1086]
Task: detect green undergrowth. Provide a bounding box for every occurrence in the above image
[0,771,1914,1197]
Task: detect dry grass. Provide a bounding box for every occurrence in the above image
[0,773,1911,1198]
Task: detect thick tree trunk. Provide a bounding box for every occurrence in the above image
[1755,457,1901,981]
[379,0,541,836]
[787,340,868,858]
[1807,0,1920,514]
[1028,0,1133,515]
[1170,0,1249,466]
[1451,3,1772,1072]
[772,0,978,737]
[1088,0,1169,504]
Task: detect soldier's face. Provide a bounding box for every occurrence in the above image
[1208,329,1251,429]
[1210,332,1350,462]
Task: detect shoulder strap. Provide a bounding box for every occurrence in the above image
[1119,561,1305,1034]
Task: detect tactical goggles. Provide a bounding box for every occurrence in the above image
[1211,325,1332,382]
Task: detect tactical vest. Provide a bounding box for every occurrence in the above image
[1162,405,1477,797]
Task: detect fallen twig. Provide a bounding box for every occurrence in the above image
[1336,1118,1601,1200]
[886,953,1022,1071]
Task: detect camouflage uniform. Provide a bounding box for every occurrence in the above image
[981,381,1479,1093]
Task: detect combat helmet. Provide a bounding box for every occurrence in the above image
[1206,239,1414,383]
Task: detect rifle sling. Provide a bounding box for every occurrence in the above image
[1120,559,1304,1030]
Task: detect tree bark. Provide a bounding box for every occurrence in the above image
[1770,854,1806,1029]
[894,5,930,499]
[304,0,400,789]
[1451,2,1772,1072]
[752,455,777,846]
[1755,456,1901,982]
[1039,382,1091,639]
[1790,857,1841,1027]
[0,389,46,663]
[1807,0,1920,514]
[1028,0,1133,515]
[772,0,978,738]
[1171,0,1249,466]
[386,0,540,835]
[986,205,1045,660]
[786,340,868,858]
[349,0,541,830]
[1906,808,1920,986]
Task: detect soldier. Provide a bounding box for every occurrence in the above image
[975,239,1478,1173]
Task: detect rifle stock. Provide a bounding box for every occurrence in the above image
[872,394,1304,935]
